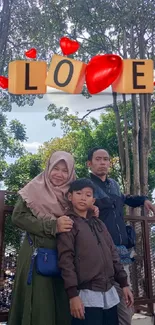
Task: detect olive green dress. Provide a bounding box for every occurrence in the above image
[8,196,71,325]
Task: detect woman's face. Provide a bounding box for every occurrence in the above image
[50,160,69,186]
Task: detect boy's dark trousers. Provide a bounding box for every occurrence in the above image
[71,305,119,325]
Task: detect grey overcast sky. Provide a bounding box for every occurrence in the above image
[6,86,131,154]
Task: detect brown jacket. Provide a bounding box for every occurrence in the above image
[57,211,128,299]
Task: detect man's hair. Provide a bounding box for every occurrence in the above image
[68,178,95,195]
[87,147,108,161]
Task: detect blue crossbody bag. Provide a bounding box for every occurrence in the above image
[27,233,61,285]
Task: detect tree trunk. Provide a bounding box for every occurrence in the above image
[0,0,13,75]
[122,94,131,194]
[122,29,131,195]
[112,92,125,188]
[129,25,141,197]
[139,94,151,195]
[129,25,141,235]
[131,95,140,196]
[138,26,151,196]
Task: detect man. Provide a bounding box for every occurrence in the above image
[87,147,155,325]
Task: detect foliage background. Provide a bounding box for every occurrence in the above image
[1,0,155,248]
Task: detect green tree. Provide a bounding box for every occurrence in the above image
[0,112,27,186]
[40,0,155,198]
[42,108,123,181]
[3,153,43,249]
[66,0,155,197]
[45,99,155,198]
[39,134,78,166]
[4,153,43,191]
[0,0,68,110]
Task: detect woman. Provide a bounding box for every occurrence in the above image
[8,151,76,325]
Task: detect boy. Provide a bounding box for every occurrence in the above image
[57,178,134,325]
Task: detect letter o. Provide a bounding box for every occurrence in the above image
[54,59,74,87]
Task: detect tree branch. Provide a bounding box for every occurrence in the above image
[80,104,112,120]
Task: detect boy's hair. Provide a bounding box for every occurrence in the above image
[68,178,96,195]
[87,147,107,161]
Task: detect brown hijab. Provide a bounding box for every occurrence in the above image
[18,151,75,220]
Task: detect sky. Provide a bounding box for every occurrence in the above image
[6,86,131,157]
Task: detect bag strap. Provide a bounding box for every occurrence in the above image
[27,232,33,246]
[26,232,38,285]
[27,248,38,285]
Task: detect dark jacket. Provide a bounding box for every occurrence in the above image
[57,210,128,299]
[90,173,147,246]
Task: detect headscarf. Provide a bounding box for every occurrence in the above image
[18,151,75,220]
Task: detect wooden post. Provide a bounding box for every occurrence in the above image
[143,216,154,315]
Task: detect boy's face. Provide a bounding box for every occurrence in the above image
[68,187,95,212]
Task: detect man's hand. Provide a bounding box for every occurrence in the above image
[144,200,155,215]
[70,296,85,319]
[122,287,134,307]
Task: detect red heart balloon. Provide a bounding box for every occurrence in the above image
[25,48,37,59]
[60,37,80,55]
[85,54,123,94]
[0,76,8,89]
[154,81,155,86]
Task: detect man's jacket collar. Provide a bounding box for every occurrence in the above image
[90,173,109,185]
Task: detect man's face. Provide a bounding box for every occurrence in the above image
[87,149,110,177]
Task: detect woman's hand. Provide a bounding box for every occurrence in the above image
[56,216,74,233]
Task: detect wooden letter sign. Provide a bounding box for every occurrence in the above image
[45,54,87,94]
[8,61,47,94]
[112,59,154,94]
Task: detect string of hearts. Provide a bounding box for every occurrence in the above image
[0,37,154,95]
